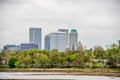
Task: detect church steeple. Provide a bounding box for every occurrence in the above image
[76,41,84,53]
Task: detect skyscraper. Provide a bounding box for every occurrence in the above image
[69,29,78,51]
[45,34,50,51]
[50,32,68,52]
[58,29,69,47]
[29,28,41,49]
[45,29,69,52]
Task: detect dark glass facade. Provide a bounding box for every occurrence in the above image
[20,43,38,51]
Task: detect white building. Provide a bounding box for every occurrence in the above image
[49,29,69,52]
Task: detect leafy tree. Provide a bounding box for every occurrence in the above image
[83,52,90,63]
[74,54,84,68]
[8,57,17,68]
[106,44,120,67]
[65,49,72,55]
[16,50,32,68]
[59,52,65,68]
[41,49,49,56]
[49,49,60,67]
[39,53,50,68]
[1,43,120,69]
[93,46,105,59]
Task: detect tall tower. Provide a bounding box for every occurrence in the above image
[29,28,42,49]
[49,32,68,52]
[46,29,68,52]
[58,29,69,47]
[45,34,50,51]
[69,29,78,51]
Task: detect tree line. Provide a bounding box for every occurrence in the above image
[0,43,120,68]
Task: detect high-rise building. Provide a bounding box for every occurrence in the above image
[50,32,68,52]
[29,28,42,49]
[45,34,50,51]
[20,43,38,51]
[45,29,68,52]
[69,29,78,51]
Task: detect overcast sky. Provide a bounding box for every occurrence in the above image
[0,0,120,49]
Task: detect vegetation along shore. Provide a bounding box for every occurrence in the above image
[0,43,120,77]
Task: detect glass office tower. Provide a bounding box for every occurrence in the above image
[29,28,41,49]
[45,34,50,51]
[69,29,78,51]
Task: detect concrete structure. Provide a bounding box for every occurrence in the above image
[69,29,78,51]
[3,44,20,51]
[75,41,84,53]
[20,43,38,51]
[118,40,120,45]
[0,57,7,64]
[58,29,69,47]
[58,29,69,34]
[45,34,50,51]
[29,28,41,49]
[50,32,68,52]
[44,29,69,52]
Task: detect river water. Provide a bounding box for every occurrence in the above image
[0,72,120,80]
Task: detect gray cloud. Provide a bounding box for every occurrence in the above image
[0,0,120,49]
[0,0,29,4]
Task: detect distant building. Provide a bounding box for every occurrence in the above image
[58,29,69,47]
[44,29,69,52]
[45,34,50,51]
[58,29,69,34]
[0,57,7,64]
[118,40,120,45]
[3,44,20,51]
[20,43,38,51]
[69,29,78,51]
[49,32,68,52]
[29,28,42,49]
[75,41,84,53]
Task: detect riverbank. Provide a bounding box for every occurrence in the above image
[0,68,120,77]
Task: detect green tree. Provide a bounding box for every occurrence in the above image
[41,49,49,56]
[106,44,120,67]
[65,54,76,67]
[39,53,50,68]
[8,57,17,68]
[74,53,84,68]
[93,46,105,59]
[49,49,60,67]
[59,52,65,68]
[65,49,72,55]
[16,50,32,68]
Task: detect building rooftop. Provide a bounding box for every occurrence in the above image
[71,29,77,32]
[30,27,41,30]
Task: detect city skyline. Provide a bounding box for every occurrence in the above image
[0,0,120,49]
[3,28,78,51]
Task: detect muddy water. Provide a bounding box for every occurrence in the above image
[0,72,120,80]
